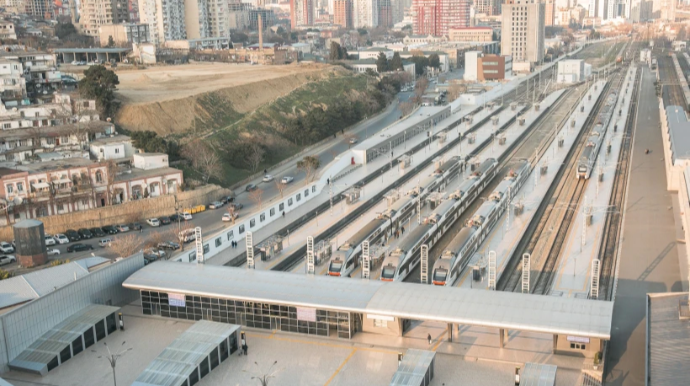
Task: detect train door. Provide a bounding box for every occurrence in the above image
[270,316,280,331]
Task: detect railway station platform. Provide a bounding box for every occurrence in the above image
[282,90,565,277]
[455,80,607,290]
[550,66,637,299]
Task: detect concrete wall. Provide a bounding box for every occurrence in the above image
[361,314,403,336]
[0,254,144,372]
[0,184,231,239]
[554,334,602,359]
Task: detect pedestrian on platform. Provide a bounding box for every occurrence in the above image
[242,344,248,355]
[427,334,432,345]
[401,226,405,235]
[282,211,285,218]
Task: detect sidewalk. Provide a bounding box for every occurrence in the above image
[551,66,637,298]
[455,81,606,290]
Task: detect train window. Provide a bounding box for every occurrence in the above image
[203,244,210,254]
[296,193,301,202]
[304,189,309,197]
[227,231,233,240]
[270,208,275,216]
[288,198,293,206]
[312,186,316,193]
[188,252,196,262]
[239,225,245,234]
[279,203,284,211]
[250,219,255,228]
[215,238,221,247]
[260,213,265,222]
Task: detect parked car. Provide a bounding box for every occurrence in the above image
[115,224,130,232]
[0,242,14,253]
[65,230,81,242]
[349,137,357,144]
[158,216,171,225]
[146,218,160,227]
[45,235,56,246]
[47,248,60,256]
[102,225,118,235]
[145,248,166,258]
[208,201,223,209]
[181,212,192,220]
[222,213,233,222]
[78,228,93,239]
[229,203,244,211]
[0,255,16,265]
[158,241,180,250]
[143,254,159,265]
[281,176,294,184]
[90,227,106,237]
[99,238,112,248]
[179,229,197,243]
[54,234,69,244]
[245,184,257,192]
[67,243,94,253]
[262,175,274,182]
[224,195,235,203]
[128,222,143,231]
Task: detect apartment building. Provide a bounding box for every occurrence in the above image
[353,0,378,28]
[77,0,131,38]
[24,0,54,19]
[474,0,499,16]
[0,60,26,100]
[185,0,211,39]
[0,22,17,40]
[411,0,470,37]
[334,0,353,28]
[544,0,554,26]
[98,23,150,46]
[0,52,61,101]
[379,0,393,27]
[291,0,314,28]
[0,94,99,132]
[228,3,251,30]
[391,0,405,24]
[500,0,545,64]
[138,0,186,45]
[448,27,493,42]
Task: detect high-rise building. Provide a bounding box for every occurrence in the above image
[334,0,353,28]
[475,0,499,15]
[501,0,545,64]
[391,0,405,24]
[354,0,379,27]
[544,0,554,26]
[379,0,393,27]
[138,0,186,45]
[77,0,130,38]
[291,0,314,28]
[229,3,251,30]
[185,0,211,39]
[411,0,470,37]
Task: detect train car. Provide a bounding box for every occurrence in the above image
[488,161,531,202]
[386,195,417,230]
[380,224,431,281]
[408,174,441,197]
[431,227,479,286]
[576,92,618,179]
[433,156,463,179]
[328,216,389,277]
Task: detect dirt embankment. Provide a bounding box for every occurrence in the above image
[114,64,342,135]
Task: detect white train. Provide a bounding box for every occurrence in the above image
[431,160,531,286]
[327,157,463,277]
[577,91,618,179]
[380,158,499,282]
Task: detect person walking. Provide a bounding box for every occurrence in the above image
[427,334,432,345]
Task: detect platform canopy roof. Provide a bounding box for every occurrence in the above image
[124,262,613,339]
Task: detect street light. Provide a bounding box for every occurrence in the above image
[244,360,279,386]
[92,341,132,386]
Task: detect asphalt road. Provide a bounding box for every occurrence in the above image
[605,65,682,385]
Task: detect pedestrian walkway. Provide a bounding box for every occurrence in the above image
[551,66,637,298]
[455,81,606,290]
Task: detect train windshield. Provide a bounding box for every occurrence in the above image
[329,260,343,273]
[381,266,396,280]
[433,269,448,283]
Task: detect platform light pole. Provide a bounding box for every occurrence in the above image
[92,341,132,386]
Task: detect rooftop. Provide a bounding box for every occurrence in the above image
[115,166,180,182]
[90,134,133,146]
[132,321,240,386]
[16,157,97,173]
[53,47,131,54]
[0,262,90,311]
[0,121,114,142]
[123,262,614,339]
[646,293,690,386]
[665,106,690,163]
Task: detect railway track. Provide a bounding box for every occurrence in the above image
[499,75,622,293]
[658,55,685,108]
[599,67,641,300]
[405,86,578,283]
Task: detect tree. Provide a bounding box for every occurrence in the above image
[376,52,389,73]
[109,233,142,258]
[130,131,180,159]
[55,22,78,40]
[182,140,222,184]
[399,101,415,116]
[245,141,265,174]
[105,161,119,205]
[428,54,440,70]
[107,35,115,47]
[0,269,13,280]
[389,52,403,71]
[248,188,264,210]
[297,155,321,185]
[274,179,287,198]
[329,41,342,61]
[408,55,429,76]
[78,65,119,118]
[226,205,239,224]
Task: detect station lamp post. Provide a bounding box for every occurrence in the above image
[92,341,132,386]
